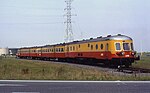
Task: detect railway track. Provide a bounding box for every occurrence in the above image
[118,67,150,74]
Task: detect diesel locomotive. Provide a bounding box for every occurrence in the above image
[17,34,140,67]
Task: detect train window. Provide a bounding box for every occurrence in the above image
[67,47,69,51]
[79,45,80,48]
[88,44,90,47]
[100,44,103,50]
[73,46,75,51]
[91,45,93,50]
[61,48,64,52]
[70,47,72,51]
[131,43,134,50]
[56,48,58,52]
[123,43,130,50]
[96,44,98,50]
[106,43,109,51]
[115,43,121,50]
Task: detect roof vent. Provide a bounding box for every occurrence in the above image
[90,38,93,40]
[107,35,111,37]
[97,36,102,38]
[73,40,79,42]
[118,34,121,36]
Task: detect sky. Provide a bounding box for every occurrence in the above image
[0,0,149,52]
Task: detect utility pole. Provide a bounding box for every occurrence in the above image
[64,0,75,43]
[140,40,143,56]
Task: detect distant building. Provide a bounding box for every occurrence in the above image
[0,48,18,56]
[0,48,9,56]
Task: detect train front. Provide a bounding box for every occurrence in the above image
[109,34,140,67]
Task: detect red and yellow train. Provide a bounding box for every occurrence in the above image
[17,34,140,67]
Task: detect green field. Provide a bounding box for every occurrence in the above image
[132,52,150,69]
[0,56,150,80]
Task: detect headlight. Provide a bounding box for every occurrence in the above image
[116,52,125,56]
[131,51,136,56]
[121,52,125,56]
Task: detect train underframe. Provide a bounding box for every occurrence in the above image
[17,56,136,68]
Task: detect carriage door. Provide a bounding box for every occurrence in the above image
[105,43,109,58]
[65,45,69,57]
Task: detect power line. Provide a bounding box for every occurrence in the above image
[0,22,63,25]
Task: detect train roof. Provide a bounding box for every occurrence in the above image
[19,34,132,49]
[66,34,132,45]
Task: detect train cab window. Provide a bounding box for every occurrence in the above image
[131,43,134,50]
[123,43,130,51]
[91,45,93,50]
[96,44,98,50]
[115,43,121,50]
[100,44,103,50]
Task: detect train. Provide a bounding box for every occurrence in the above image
[16,34,140,67]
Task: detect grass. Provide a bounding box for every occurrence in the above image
[0,56,150,80]
[132,52,150,69]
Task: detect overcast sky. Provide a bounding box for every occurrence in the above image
[0,0,149,52]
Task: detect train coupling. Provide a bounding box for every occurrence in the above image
[135,55,140,60]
